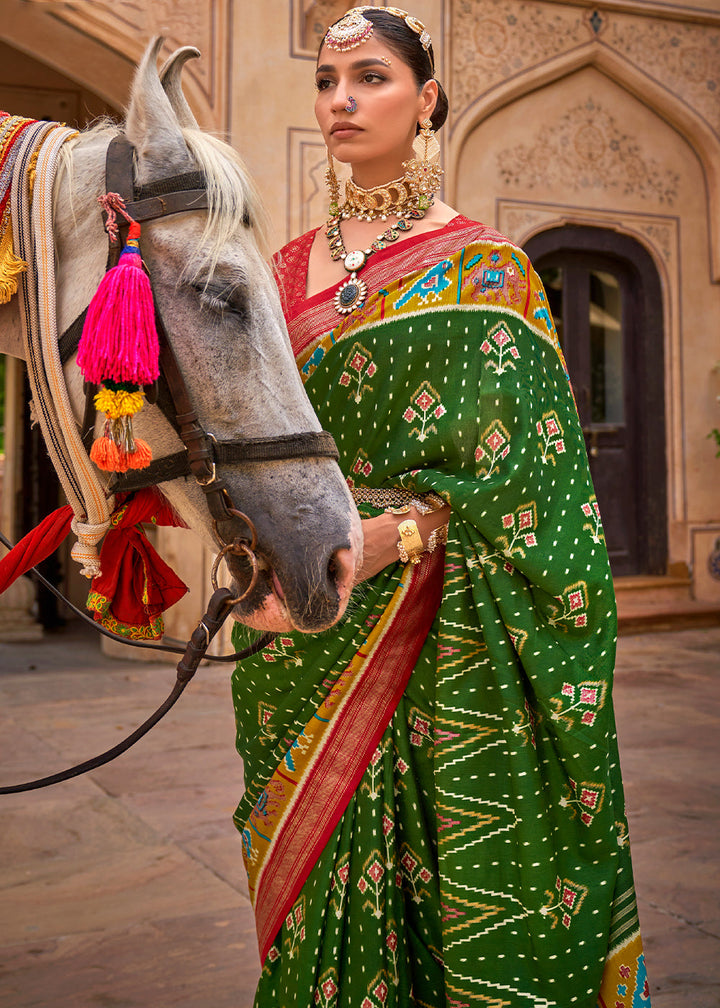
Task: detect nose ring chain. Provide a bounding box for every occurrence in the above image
[345,95,357,113]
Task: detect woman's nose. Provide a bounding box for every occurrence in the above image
[331,87,353,113]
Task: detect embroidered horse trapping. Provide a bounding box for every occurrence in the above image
[0,113,38,302]
[241,548,445,961]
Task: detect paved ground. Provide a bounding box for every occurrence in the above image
[0,621,718,1008]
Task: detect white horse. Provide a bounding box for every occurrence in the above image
[0,39,361,634]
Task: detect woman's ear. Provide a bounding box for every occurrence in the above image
[418,78,439,123]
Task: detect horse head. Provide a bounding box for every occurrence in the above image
[43,38,362,633]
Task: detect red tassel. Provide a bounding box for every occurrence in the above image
[77,221,160,386]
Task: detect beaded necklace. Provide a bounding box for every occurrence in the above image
[326,204,429,315]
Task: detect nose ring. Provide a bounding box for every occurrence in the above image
[345,96,357,113]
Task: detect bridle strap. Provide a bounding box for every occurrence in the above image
[105,134,210,224]
[108,431,340,495]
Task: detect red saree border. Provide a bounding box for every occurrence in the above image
[248,550,445,962]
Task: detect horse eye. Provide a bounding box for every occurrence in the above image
[194,282,248,323]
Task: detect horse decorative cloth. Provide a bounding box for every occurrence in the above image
[0,113,37,303]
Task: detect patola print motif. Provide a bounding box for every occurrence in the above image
[403,382,447,442]
[232,222,649,1007]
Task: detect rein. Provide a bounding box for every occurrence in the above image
[1,130,337,793]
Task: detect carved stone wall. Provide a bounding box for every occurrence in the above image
[452,7,720,586]
[17,0,230,129]
[450,0,720,142]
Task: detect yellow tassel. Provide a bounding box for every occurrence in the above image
[26,148,40,195]
[94,387,145,419]
[0,226,27,305]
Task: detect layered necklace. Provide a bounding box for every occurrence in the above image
[325,120,443,315]
[327,193,430,314]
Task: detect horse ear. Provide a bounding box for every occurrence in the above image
[160,46,201,131]
[125,36,194,183]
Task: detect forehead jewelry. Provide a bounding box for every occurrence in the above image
[326,8,433,56]
[325,9,374,51]
[345,95,358,113]
[356,6,433,51]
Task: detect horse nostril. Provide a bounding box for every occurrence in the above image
[328,545,356,595]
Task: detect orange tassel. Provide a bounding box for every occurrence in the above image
[125,439,153,470]
[90,436,122,472]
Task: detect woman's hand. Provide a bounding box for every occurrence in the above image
[354,505,451,584]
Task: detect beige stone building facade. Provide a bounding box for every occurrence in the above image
[1,0,719,643]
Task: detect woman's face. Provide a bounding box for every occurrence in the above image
[315,35,437,186]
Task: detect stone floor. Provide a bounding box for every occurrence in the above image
[0,621,718,1008]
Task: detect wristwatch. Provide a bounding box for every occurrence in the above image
[397,519,425,565]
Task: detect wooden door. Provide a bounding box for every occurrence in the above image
[526,228,666,576]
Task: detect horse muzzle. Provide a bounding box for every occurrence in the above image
[213,506,360,634]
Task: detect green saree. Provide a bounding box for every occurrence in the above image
[231,216,650,1007]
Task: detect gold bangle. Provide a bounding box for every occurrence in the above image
[397,518,425,565]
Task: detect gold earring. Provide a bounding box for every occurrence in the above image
[325,147,341,218]
[403,119,443,210]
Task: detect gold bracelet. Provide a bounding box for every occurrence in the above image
[397,519,425,565]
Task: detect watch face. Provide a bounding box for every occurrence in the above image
[344,249,366,271]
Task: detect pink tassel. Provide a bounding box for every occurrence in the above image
[77,221,160,386]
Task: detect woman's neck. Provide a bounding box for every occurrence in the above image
[348,156,412,191]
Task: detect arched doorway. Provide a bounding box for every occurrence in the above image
[525,226,667,577]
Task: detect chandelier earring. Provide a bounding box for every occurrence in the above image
[403,118,443,211]
[325,147,341,218]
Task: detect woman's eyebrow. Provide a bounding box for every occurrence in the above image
[316,58,391,73]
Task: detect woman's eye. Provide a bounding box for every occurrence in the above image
[315,78,333,91]
[362,72,385,84]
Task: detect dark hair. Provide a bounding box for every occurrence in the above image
[320,9,449,132]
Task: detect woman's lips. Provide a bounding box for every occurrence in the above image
[331,124,361,138]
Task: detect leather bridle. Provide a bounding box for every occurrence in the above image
[0,133,340,794]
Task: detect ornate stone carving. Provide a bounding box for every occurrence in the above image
[450,2,720,141]
[450,0,589,120]
[605,15,720,135]
[496,98,679,205]
[23,0,226,124]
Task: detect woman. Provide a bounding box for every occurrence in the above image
[232,8,650,1007]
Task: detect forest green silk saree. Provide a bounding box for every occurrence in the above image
[231,218,650,1007]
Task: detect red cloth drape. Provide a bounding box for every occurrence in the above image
[0,505,73,593]
[0,489,189,641]
[87,488,188,640]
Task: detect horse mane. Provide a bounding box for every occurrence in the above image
[60,118,273,283]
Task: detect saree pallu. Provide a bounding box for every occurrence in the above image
[232,219,650,1007]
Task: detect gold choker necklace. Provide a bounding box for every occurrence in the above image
[341,176,416,221]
